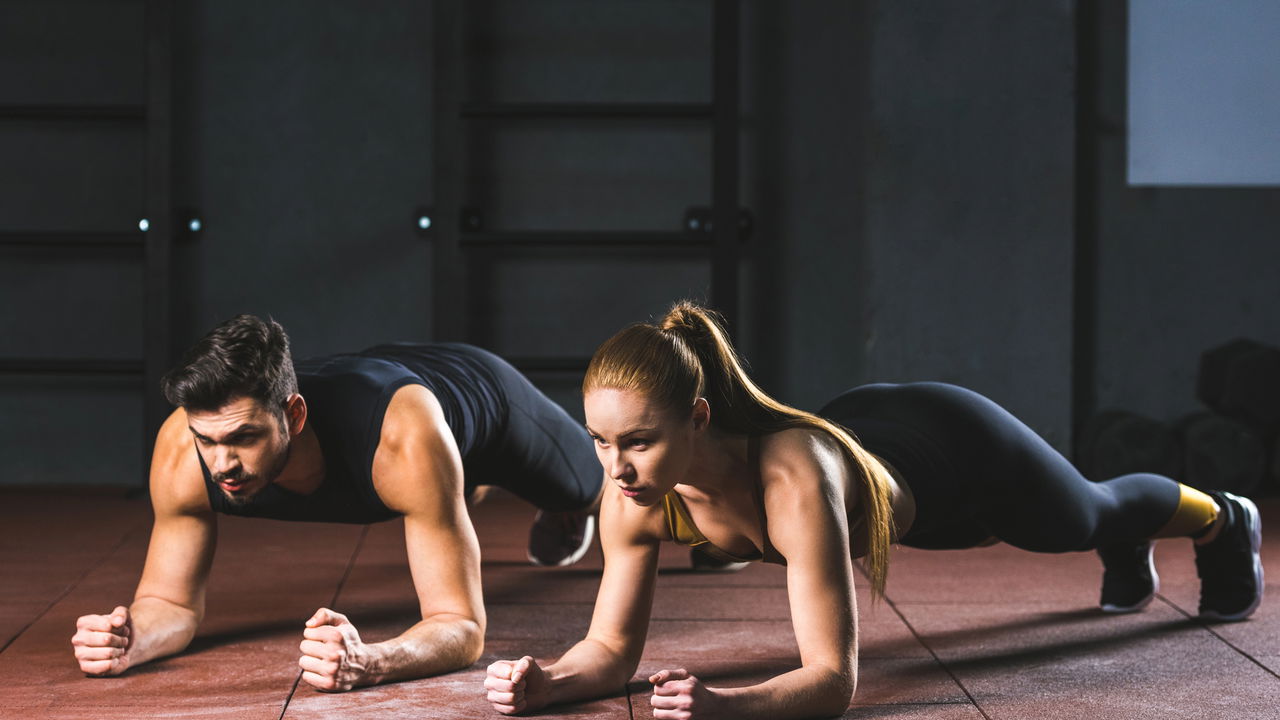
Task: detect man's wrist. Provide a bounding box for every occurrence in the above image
[348,639,378,687]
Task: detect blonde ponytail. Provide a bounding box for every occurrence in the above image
[585,301,895,596]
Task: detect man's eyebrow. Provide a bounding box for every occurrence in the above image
[188,423,264,442]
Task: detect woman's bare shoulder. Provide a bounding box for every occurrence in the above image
[599,482,670,546]
[758,426,851,490]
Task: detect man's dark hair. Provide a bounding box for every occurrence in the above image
[161,314,298,414]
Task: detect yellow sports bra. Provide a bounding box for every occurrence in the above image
[659,437,786,565]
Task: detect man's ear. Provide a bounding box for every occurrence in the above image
[691,397,711,432]
[284,393,308,437]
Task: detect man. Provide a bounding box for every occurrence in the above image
[70,315,601,690]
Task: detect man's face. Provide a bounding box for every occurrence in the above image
[186,396,291,506]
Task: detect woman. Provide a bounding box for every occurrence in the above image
[484,302,1263,719]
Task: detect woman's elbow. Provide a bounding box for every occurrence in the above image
[815,665,856,716]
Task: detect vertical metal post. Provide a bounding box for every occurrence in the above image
[711,0,740,334]
[1072,0,1100,453]
[144,0,174,484]
[433,0,466,341]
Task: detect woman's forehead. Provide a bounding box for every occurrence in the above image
[584,388,671,427]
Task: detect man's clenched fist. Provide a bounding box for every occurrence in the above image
[72,606,133,676]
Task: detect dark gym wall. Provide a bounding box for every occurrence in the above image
[858,0,1076,449]
[4,1,1275,487]
[1091,1,1280,422]
[0,1,150,486]
[174,0,436,358]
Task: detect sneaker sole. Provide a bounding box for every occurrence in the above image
[1100,544,1160,614]
[1199,494,1264,622]
[527,514,596,568]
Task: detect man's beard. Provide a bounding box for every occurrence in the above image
[213,440,291,508]
[212,469,260,508]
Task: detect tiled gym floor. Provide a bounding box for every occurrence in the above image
[2,489,1276,719]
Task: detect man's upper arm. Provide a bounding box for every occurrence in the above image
[134,409,217,615]
[373,385,485,627]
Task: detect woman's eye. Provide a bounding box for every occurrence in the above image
[628,439,649,449]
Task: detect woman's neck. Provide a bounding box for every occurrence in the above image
[679,428,752,498]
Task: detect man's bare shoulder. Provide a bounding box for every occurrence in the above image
[371,384,460,515]
[379,383,447,447]
[150,408,212,516]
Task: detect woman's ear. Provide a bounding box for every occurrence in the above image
[691,397,711,431]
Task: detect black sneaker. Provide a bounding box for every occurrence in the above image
[527,510,595,567]
[1098,541,1159,613]
[1195,491,1264,622]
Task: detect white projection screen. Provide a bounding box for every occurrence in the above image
[1128,0,1280,185]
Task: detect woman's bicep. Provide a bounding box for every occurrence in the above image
[770,481,859,675]
[582,492,661,668]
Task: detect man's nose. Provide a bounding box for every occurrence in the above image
[210,445,238,473]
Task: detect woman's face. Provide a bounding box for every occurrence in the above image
[584,387,700,507]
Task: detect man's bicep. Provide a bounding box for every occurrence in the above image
[403,508,485,624]
[135,508,217,613]
[376,384,484,622]
[136,413,217,612]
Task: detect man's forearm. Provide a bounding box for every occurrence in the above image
[127,596,201,667]
[359,614,484,685]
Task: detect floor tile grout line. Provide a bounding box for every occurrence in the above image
[277,525,371,719]
[879,593,993,720]
[1154,595,1280,681]
[855,558,991,720]
[0,519,145,655]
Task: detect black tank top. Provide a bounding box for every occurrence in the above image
[200,343,507,524]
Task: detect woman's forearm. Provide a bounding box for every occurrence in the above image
[715,665,854,720]
[543,638,637,706]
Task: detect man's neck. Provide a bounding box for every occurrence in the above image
[274,424,325,495]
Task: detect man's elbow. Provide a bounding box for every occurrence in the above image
[457,618,485,665]
[428,615,484,667]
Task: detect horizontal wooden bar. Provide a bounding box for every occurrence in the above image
[461,102,713,119]
[506,356,590,373]
[0,358,145,375]
[0,105,147,121]
[0,232,145,248]
[461,231,711,249]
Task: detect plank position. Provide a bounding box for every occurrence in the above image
[71,314,601,690]
[484,301,1264,719]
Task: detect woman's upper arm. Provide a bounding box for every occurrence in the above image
[765,444,858,678]
[582,484,662,670]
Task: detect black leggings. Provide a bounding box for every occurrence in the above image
[819,382,1182,552]
[462,349,602,513]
